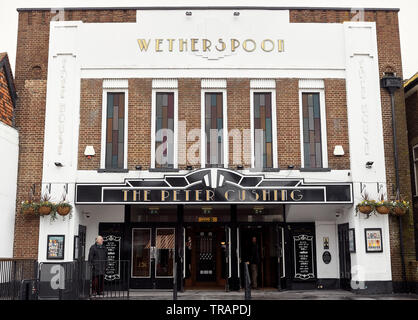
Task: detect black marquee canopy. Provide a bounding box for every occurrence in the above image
[75,168,353,205]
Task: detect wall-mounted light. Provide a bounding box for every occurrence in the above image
[135,165,142,170]
[148,207,159,215]
[366,161,374,169]
[202,206,212,215]
[333,145,345,157]
[186,165,193,171]
[253,206,264,215]
[233,12,240,16]
[237,165,244,170]
[288,165,295,170]
[185,11,192,16]
[84,146,95,159]
[54,162,63,167]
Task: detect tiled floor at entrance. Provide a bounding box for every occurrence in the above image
[93,289,418,300]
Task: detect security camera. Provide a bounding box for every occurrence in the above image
[336,209,343,218]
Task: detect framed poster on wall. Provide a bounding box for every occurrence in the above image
[47,235,65,260]
[348,228,356,253]
[364,228,383,253]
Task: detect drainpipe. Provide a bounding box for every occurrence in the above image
[380,72,407,292]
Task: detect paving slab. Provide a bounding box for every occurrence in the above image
[91,289,418,300]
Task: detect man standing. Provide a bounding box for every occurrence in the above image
[246,236,260,290]
[88,236,108,296]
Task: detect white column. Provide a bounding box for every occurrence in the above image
[343,21,392,284]
[38,21,82,262]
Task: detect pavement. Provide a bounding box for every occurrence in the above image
[92,289,418,300]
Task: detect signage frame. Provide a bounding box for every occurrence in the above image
[75,168,353,205]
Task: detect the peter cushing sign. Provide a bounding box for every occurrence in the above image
[75,168,352,205]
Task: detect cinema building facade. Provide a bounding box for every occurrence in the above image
[12,6,418,294]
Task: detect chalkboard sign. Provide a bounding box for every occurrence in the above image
[103,235,121,281]
[293,234,315,280]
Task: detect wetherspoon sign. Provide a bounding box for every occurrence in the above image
[137,38,285,53]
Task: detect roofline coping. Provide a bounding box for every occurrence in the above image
[16,6,400,13]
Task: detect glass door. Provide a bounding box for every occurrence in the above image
[155,228,176,278]
[131,228,152,285]
[130,227,176,289]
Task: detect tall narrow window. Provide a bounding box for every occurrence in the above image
[205,92,223,167]
[105,92,125,169]
[155,92,174,168]
[302,92,322,168]
[413,145,418,196]
[254,93,273,168]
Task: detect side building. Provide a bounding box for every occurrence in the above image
[0,52,18,258]
[405,72,418,293]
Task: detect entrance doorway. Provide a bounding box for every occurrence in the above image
[338,223,352,290]
[130,226,176,289]
[238,225,284,289]
[184,225,228,289]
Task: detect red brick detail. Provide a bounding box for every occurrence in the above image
[0,69,14,126]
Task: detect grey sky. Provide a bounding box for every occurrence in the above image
[0,0,417,79]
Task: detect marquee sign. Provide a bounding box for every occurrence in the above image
[75,168,353,205]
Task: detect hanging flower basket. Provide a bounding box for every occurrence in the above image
[39,203,55,216]
[375,197,392,215]
[376,205,391,215]
[56,202,72,216]
[355,193,376,217]
[357,205,374,215]
[21,201,38,216]
[391,200,410,217]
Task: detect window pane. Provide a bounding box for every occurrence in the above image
[155,92,175,168]
[105,92,125,169]
[155,229,175,277]
[302,93,322,168]
[205,93,223,167]
[254,93,273,168]
[132,229,151,277]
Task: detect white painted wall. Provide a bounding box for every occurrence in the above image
[340,21,392,283]
[0,122,18,258]
[77,205,125,259]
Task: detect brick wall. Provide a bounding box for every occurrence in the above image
[227,79,250,167]
[178,79,201,169]
[405,91,418,264]
[276,79,301,168]
[0,68,14,126]
[324,79,350,170]
[77,79,103,170]
[127,79,152,170]
[77,77,349,171]
[406,92,418,148]
[290,7,417,289]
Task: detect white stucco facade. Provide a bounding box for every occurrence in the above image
[36,9,392,289]
[0,121,18,258]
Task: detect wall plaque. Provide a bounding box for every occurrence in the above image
[322,251,332,264]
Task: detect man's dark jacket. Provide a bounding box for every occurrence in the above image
[88,243,108,275]
[248,242,260,264]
